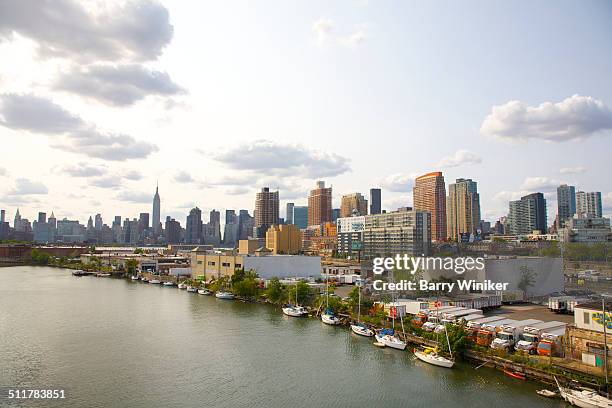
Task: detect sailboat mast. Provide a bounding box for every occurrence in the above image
[357,284,361,324]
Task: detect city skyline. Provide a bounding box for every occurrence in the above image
[1,1,612,225]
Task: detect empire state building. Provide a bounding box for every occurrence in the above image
[152,184,161,234]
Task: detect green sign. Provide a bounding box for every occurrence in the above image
[351,241,363,250]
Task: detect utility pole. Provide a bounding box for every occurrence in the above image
[602,298,609,397]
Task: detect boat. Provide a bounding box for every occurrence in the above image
[321,274,341,325]
[555,377,612,407]
[149,279,161,284]
[282,305,307,317]
[215,291,234,299]
[197,289,211,295]
[413,346,454,368]
[72,270,86,276]
[375,329,407,350]
[96,273,111,277]
[186,286,198,293]
[162,281,175,287]
[177,283,187,289]
[140,277,149,282]
[504,369,526,380]
[536,389,558,398]
[373,341,386,348]
[350,281,374,337]
[130,275,139,281]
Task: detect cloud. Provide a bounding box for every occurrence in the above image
[225,186,250,196]
[115,190,151,203]
[493,190,526,202]
[0,93,158,161]
[208,173,258,186]
[90,176,121,189]
[122,170,143,180]
[384,195,412,211]
[436,149,482,168]
[603,192,612,212]
[340,24,367,47]
[59,162,107,177]
[173,171,195,183]
[0,167,7,177]
[8,178,48,195]
[520,176,559,192]
[379,173,416,193]
[312,18,333,45]
[559,166,586,175]
[0,0,173,63]
[54,64,184,106]
[214,140,350,178]
[481,95,612,142]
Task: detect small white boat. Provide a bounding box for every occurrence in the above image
[197,289,211,295]
[178,283,187,289]
[140,277,149,282]
[282,305,307,317]
[351,323,374,337]
[149,279,161,284]
[321,310,341,325]
[96,273,111,277]
[162,281,175,287]
[536,389,557,398]
[130,275,139,281]
[186,286,198,293]
[215,291,234,299]
[555,378,612,408]
[375,331,407,350]
[413,346,455,368]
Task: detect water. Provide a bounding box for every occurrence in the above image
[0,267,566,407]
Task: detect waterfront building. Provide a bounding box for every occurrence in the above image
[286,203,294,225]
[446,178,480,242]
[254,187,279,238]
[265,224,302,255]
[576,191,603,218]
[340,192,368,218]
[362,207,431,258]
[559,215,611,243]
[370,188,381,215]
[336,216,365,258]
[238,239,259,255]
[152,184,161,235]
[308,181,332,227]
[293,206,308,229]
[185,207,203,244]
[556,184,576,228]
[508,193,547,235]
[413,171,447,242]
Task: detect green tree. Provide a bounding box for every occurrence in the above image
[125,259,139,275]
[233,278,259,299]
[288,281,311,305]
[30,249,50,265]
[265,277,284,303]
[518,265,536,298]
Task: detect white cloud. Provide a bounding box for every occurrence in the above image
[59,162,107,177]
[90,176,121,189]
[115,191,151,203]
[493,190,527,202]
[520,176,559,192]
[481,95,612,142]
[225,186,250,196]
[122,170,143,181]
[379,173,416,193]
[7,178,49,195]
[312,18,333,45]
[340,24,367,48]
[559,166,586,174]
[0,167,7,177]
[436,149,482,168]
[173,171,195,184]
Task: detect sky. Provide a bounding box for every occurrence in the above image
[1,0,611,228]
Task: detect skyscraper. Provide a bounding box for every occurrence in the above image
[223,210,238,247]
[576,191,602,218]
[254,187,279,237]
[308,181,332,226]
[185,207,203,244]
[94,213,103,231]
[369,188,381,215]
[152,183,161,234]
[413,171,447,241]
[293,206,308,229]
[446,178,480,241]
[340,193,368,217]
[508,193,547,235]
[238,209,254,240]
[164,216,182,244]
[286,203,294,225]
[556,184,576,227]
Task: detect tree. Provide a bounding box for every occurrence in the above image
[233,278,259,299]
[125,259,139,275]
[30,249,50,265]
[518,265,536,299]
[265,277,284,304]
[288,281,311,305]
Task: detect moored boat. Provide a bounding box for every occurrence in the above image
[178,283,187,289]
[72,270,86,276]
[162,281,175,287]
[130,275,139,281]
[197,288,211,295]
[413,346,454,368]
[375,329,407,350]
[215,291,234,299]
[321,309,340,325]
[96,273,111,277]
[149,279,161,284]
[351,323,374,337]
[555,377,612,408]
[282,305,307,317]
[186,286,198,293]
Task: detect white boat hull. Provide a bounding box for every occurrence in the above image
[321,314,340,325]
[282,307,305,317]
[351,324,374,337]
[413,350,454,368]
[375,334,407,350]
[215,292,234,299]
[560,388,612,408]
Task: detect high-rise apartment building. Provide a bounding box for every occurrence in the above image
[293,206,308,229]
[152,184,161,234]
[576,191,602,218]
[556,184,576,228]
[254,187,279,237]
[369,188,381,215]
[413,171,447,241]
[164,216,182,244]
[446,178,480,241]
[238,210,254,240]
[308,181,332,226]
[265,224,302,255]
[286,203,294,225]
[340,193,368,218]
[185,207,203,244]
[508,193,547,235]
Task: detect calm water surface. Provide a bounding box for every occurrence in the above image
[0,267,567,407]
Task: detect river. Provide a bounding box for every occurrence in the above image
[0,266,566,407]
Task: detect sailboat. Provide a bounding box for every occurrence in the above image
[351,281,374,337]
[413,306,455,368]
[555,377,612,408]
[282,280,307,317]
[374,269,407,349]
[321,274,340,325]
